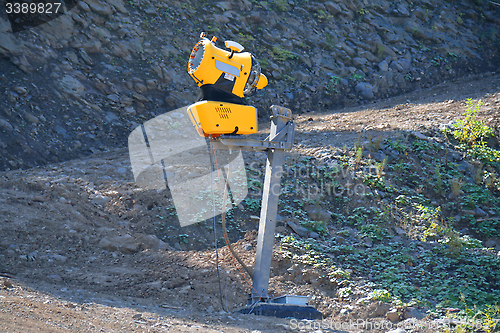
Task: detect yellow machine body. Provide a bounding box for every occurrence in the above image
[188,40,250,98]
[188,37,267,99]
[187,101,258,137]
[186,33,267,136]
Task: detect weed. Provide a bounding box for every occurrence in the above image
[363,173,386,190]
[273,0,290,12]
[315,9,331,21]
[238,32,255,46]
[243,197,261,211]
[282,74,296,83]
[355,147,363,166]
[179,234,189,244]
[351,73,364,80]
[356,8,369,22]
[326,75,340,93]
[369,289,392,302]
[360,224,388,241]
[375,158,387,179]
[449,99,493,145]
[450,178,463,197]
[270,46,297,62]
[338,286,353,298]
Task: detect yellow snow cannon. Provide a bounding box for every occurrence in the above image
[186,32,268,137]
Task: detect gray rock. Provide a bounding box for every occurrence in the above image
[0,118,14,131]
[390,61,404,72]
[375,42,397,57]
[363,237,373,247]
[122,106,136,116]
[378,60,389,72]
[325,1,342,15]
[83,0,114,15]
[335,235,346,244]
[24,112,39,124]
[116,167,127,174]
[59,75,85,97]
[78,1,91,11]
[371,152,387,162]
[457,160,473,173]
[395,227,405,235]
[309,231,320,239]
[355,82,374,100]
[135,233,169,251]
[339,43,356,58]
[13,86,27,95]
[0,31,24,57]
[386,309,400,322]
[105,112,119,123]
[0,17,10,33]
[291,71,311,83]
[287,221,309,237]
[358,50,378,62]
[134,82,148,94]
[392,235,403,242]
[368,301,391,317]
[485,238,500,248]
[396,3,410,16]
[306,206,332,222]
[107,0,128,13]
[133,93,149,103]
[399,59,412,70]
[99,234,139,254]
[146,79,158,90]
[475,207,488,217]
[79,50,94,65]
[352,57,368,66]
[410,131,428,140]
[404,306,426,320]
[243,243,253,251]
[107,94,120,103]
[463,209,475,216]
[447,151,462,161]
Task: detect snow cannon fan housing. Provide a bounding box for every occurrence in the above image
[187,33,268,137]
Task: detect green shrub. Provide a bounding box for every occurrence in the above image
[450,99,493,145]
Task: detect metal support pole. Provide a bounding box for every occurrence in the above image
[251,106,290,302]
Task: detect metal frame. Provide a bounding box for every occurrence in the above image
[211,105,294,302]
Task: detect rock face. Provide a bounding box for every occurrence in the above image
[0,0,499,171]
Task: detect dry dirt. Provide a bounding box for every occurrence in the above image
[0,72,499,333]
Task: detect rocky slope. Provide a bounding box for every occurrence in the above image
[0,0,499,171]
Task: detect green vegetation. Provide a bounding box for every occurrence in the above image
[326,75,340,93]
[448,99,493,145]
[270,100,500,323]
[315,9,332,21]
[269,46,298,62]
[237,32,255,46]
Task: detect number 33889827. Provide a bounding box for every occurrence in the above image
[5,2,62,14]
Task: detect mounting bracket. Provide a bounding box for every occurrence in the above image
[212,105,322,320]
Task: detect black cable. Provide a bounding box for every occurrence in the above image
[208,138,227,312]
